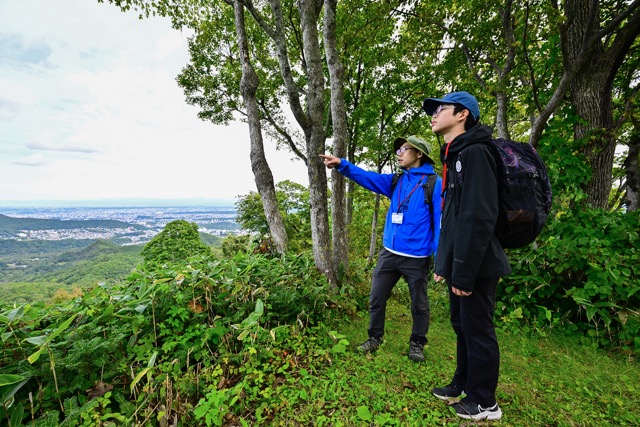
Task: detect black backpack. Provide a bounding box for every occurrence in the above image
[479,138,553,249]
[391,173,438,235]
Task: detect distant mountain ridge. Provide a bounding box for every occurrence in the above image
[0,214,145,238]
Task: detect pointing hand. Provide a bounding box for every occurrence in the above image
[319,154,340,169]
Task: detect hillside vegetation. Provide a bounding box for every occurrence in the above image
[0,226,224,304]
[1,211,638,425]
[1,250,637,426]
[0,240,143,303]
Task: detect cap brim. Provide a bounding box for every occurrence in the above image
[394,136,436,165]
[394,137,408,152]
[422,98,446,115]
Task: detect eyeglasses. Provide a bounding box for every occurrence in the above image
[396,146,415,155]
[432,105,455,117]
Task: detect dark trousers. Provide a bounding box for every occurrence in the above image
[448,277,500,407]
[368,249,431,345]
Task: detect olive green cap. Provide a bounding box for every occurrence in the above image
[393,135,435,165]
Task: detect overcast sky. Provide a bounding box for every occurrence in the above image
[0,0,308,206]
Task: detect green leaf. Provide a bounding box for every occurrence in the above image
[130,367,151,393]
[255,298,264,315]
[0,377,29,405]
[357,406,372,421]
[4,306,25,323]
[147,351,158,368]
[25,335,47,346]
[9,402,24,427]
[0,374,26,387]
[46,313,78,344]
[137,280,148,299]
[130,351,158,392]
[27,347,46,364]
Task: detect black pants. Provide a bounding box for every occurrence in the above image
[448,277,500,407]
[368,249,431,345]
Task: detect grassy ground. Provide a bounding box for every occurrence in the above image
[267,283,640,426]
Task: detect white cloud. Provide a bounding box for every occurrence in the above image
[12,153,48,167]
[0,0,308,204]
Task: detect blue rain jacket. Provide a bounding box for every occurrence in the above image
[336,159,442,257]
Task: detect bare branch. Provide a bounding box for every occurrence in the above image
[460,44,489,92]
[593,0,640,42]
[258,99,308,164]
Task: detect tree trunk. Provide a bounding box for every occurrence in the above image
[299,0,338,287]
[323,0,349,274]
[625,123,640,211]
[367,194,381,264]
[563,0,640,208]
[233,0,288,253]
[494,91,511,140]
[564,0,612,208]
[494,0,515,140]
[243,0,338,283]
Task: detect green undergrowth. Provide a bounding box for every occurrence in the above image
[1,254,638,426]
[267,283,640,427]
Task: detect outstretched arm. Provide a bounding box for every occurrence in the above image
[319,154,393,197]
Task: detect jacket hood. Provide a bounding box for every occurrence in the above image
[439,124,493,163]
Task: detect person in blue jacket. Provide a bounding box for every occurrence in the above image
[320,135,442,362]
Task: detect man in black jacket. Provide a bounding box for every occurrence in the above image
[423,91,511,421]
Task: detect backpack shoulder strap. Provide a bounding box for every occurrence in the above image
[422,173,437,240]
[422,174,437,206]
[390,172,403,194]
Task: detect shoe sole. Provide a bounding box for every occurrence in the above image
[433,393,459,401]
[432,390,464,401]
[456,408,502,421]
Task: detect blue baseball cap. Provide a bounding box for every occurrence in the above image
[422,91,480,120]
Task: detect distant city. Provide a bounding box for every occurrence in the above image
[0,205,241,246]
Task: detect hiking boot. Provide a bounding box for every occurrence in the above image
[408,341,425,362]
[357,337,381,353]
[451,397,502,420]
[431,383,464,400]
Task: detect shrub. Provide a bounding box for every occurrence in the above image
[497,208,640,352]
[141,220,211,267]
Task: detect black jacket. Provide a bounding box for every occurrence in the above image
[434,124,511,292]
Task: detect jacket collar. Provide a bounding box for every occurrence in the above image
[439,124,493,163]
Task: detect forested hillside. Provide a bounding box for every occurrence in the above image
[0,240,142,303]
[0,227,224,304]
